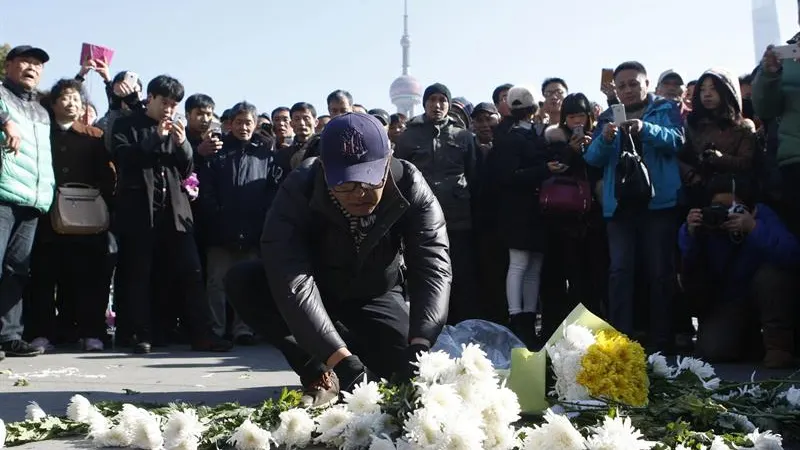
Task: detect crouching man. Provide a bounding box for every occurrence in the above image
[225,113,451,406]
[680,174,798,368]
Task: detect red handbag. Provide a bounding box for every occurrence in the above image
[539,175,592,216]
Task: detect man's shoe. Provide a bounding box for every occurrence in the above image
[299,371,340,409]
[133,341,151,354]
[81,338,105,352]
[763,349,795,369]
[0,340,44,357]
[191,334,233,352]
[30,337,55,351]
[234,334,258,346]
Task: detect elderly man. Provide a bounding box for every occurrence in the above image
[0,45,57,359]
[225,113,451,407]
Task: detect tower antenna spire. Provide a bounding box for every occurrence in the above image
[401,0,410,75]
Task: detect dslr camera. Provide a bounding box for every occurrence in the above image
[701,203,746,229]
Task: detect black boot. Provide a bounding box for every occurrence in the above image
[510,313,538,350]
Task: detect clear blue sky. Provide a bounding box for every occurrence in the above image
[2,0,798,117]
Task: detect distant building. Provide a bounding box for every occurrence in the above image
[752,0,782,64]
[389,0,422,118]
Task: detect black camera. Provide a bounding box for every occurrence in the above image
[260,122,273,134]
[701,204,729,228]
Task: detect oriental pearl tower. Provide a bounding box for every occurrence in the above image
[389,0,422,118]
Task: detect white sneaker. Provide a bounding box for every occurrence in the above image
[81,338,104,352]
[30,337,54,351]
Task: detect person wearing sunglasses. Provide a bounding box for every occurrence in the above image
[224,112,451,408]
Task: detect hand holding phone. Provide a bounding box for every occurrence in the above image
[611,104,627,125]
[771,44,799,60]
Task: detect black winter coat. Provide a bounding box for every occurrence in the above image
[261,158,452,364]
[489,122,551,251]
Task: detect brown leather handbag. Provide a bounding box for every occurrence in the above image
[539,175,592,216]
[50,183,110,235]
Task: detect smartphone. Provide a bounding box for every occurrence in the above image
[772,44,800,60]
[611,104,627,126]
[601,68,614,89]
[573,125,585,137]
[123,71,139,86]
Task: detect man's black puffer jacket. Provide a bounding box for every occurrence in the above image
[260,157,452,363]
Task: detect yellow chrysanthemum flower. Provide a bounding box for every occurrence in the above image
[576,330,649,407]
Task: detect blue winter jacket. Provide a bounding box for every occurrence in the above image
[584,94,684,218]
[678,204,800,300]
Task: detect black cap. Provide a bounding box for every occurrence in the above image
[470,102,499,118]
[6,45,50,63]
[367,108,390,126]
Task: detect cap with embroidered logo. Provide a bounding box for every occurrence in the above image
[320,112,391,187]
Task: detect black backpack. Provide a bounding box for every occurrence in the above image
[615,127,654,207]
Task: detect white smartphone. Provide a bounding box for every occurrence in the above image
[123,71,139,86]
[772,44,800,60]
[611,104,627,125]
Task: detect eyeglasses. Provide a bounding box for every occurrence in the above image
[544,89,566,98]
[330,164,390,193]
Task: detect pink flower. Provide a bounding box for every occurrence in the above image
[182,173,200,201]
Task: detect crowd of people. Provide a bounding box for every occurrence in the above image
[0,36,799,405]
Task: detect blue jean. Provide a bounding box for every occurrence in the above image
[606,207,676,347]
[0,203,39,342]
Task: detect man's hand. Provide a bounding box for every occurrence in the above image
[332,354,372,393]
[723,210,756,234]
[113,79,138,98]
[2,120,22,155]
[171,119,186,146]
[399,342,430,382]
[623,119,644,135]
[687,208,703,236]
[547,161,569,174]
[197,133,223,156]
[601,81,616,98]
[78,59,95,78]
[762,45,783,74]
[602,122,618,143]
[94,59,111,82]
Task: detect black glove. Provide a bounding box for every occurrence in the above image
[333,355,371,393]
[398,343,430,382]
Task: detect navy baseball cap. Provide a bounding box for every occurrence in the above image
[6,45,50,63]
[320,113,391,187]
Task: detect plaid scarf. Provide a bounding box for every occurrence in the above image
[328,191,377,252]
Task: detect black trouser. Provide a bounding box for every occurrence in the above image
[114,214,212,344]
[475,228,509,325]
[224,260,410,382]
[540,222,609,339]
[447,229,480,325]
[25,233,114,342]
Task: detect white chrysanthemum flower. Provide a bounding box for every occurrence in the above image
[709,435,731,450]
[403,407,447,448]
[744,428,783,450]
[717,412,756,432]
[547,339,591,402]
[454,377,496,412]
[369,434,397,450]
[483,424,517,450]
[162,409,206,450]
[86,407,110,435]
[481,385,521,426]
[342,380,383,414]
[342,412,386,450]
[227,419,274,450]
[520,409,586,450]
[272,408,314,449]
[92,425,133,447]
[585,415,655,450]
[67,394,93,423]
[457,343,497,381]
[703,377,721,390]
[416,383,462,415]
[314,405,353,446]
[25,402,47,421]
[0,418,6,449]
[563,324,596,350]
[648,352,673,378]
[781,385,800,407]
[441,409,486,450]
[129,409,164,450]
[414,350,458,385]
[677,356,716,380]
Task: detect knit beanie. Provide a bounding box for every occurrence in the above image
[423,83,451,105]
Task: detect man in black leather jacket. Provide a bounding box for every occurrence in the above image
[225,113,451,407]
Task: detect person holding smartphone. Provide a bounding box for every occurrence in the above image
[540,93,608,339]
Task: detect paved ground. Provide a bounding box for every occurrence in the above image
[1,344,797,449]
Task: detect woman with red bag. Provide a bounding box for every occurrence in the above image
[489,86,552,349]
[539,93,609,338]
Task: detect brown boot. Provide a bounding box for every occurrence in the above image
[762,328,796,369]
